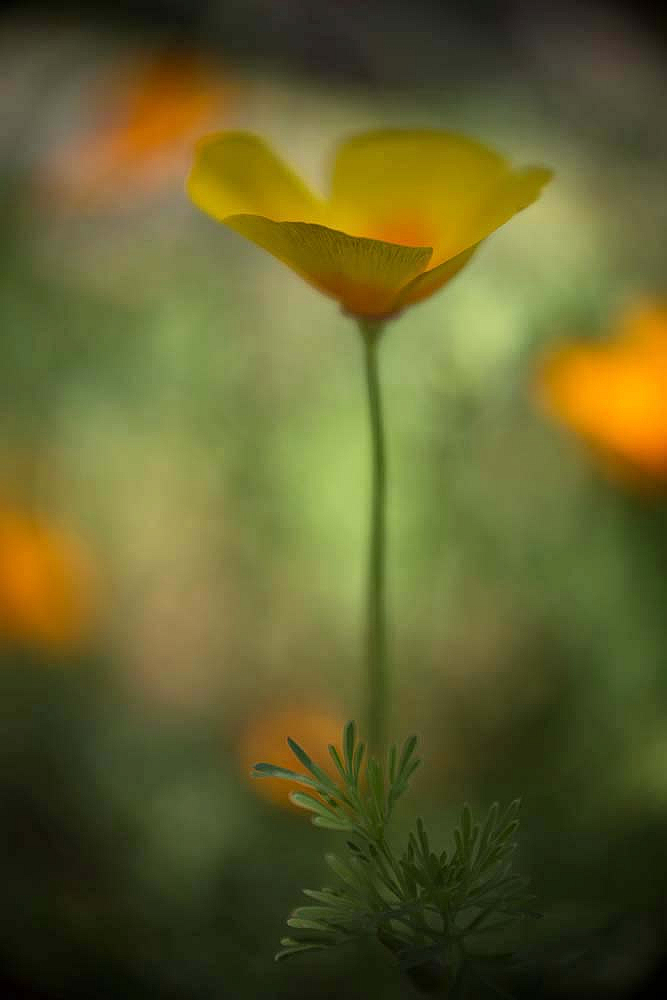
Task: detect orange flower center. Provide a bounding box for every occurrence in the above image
[368,216,435,249]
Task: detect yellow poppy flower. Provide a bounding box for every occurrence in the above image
[238,706,345,811]
[537,302,667,484]
[0,506,96,654]
[187,129,551,320]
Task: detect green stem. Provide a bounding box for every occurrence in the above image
[359,319,387,758]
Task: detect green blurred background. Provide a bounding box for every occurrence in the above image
[1,2,667,997]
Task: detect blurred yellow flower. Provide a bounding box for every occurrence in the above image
[187,129,551,320]
[0,506,96,654]
[238,706,345,811]
[537,302,667,484]
[42,50,233,209]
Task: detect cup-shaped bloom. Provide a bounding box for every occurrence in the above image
[187,129,552,320]
[537,303,667,484]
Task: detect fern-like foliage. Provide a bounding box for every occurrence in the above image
[253,722,537,994]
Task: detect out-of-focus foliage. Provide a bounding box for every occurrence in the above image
[256,722,533,997]
[1,3,667,998]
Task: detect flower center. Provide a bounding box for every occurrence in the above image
[368,216,434,249]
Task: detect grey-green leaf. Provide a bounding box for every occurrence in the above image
[252,762,318,788]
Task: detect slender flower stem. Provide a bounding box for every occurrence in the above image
[359,319,387,757]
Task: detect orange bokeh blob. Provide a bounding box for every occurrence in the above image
[0,506,97,655]
[238,706,347,812]
[41,49,235,210]
[537,302,667,486]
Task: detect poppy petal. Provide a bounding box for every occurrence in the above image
[225,214,433,317]
[330,129,508,257]
[397,166,552,306]
[187,131,324,223]
[461,166,553,254]
[395,244,479,309]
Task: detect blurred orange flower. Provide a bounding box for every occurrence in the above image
[537,302,667,484]
[188,130,551,320]
[0,506,96,654]
[42,50,234,210]
[238,706,346,811]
